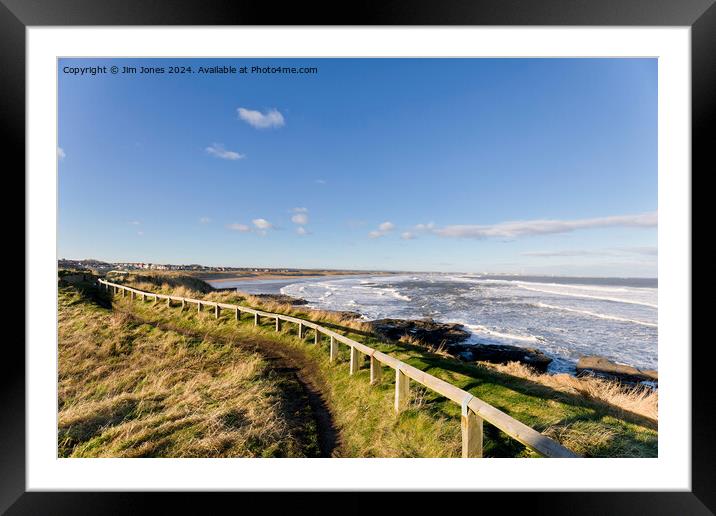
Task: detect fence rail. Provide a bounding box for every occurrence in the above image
[97,278,578,458]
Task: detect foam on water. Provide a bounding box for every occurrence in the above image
[516,284,658,308]
[534,302,658,328]
[462,323,542,345]
[264,273,657,374]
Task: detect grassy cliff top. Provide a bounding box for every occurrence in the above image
[58,285,323,457]
[61,274,657,458]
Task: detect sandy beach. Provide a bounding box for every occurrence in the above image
[196,271,392,283]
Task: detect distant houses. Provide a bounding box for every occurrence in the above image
[58,258,304,274]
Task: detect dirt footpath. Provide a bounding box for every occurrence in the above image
[118,309,343,458]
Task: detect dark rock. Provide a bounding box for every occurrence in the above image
[576,355,658,383]
[447,343,553,372]
[60,273,91,284]
[330,311,364,320]
[252,294,309,306]
[368,318,471,346]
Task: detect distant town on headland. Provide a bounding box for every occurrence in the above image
[57,258,383,275]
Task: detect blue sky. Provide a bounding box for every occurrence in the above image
[58,58,657,276]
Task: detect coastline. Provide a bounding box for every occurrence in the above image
[220,280,658,385]
[106,268,657,385]
[197,270,394,283]
[206,274,327,284]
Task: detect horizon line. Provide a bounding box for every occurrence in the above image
[57,258,658,280]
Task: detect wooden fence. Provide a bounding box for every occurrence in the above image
[97,278,578,458]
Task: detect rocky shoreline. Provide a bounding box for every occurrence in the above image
[243,290,658,385]
[368,317,658,384]
[368,318,553,373]
[576,356,658,384]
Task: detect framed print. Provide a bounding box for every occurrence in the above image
[6,0,713,512]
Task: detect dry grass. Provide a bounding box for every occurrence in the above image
[315,360,462,458]
[112,290,466,458]
[112,271,215,293]
[240,293,372,333]
[103,273,658,457]
[479,361,658,422]
[377,333,657,424]
[58,287,319,457]
[121,273,373,333]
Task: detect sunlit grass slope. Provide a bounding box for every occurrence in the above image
[58,285,320,457]
[104,274,658,458]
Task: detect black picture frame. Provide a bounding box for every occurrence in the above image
[5,0,711,513]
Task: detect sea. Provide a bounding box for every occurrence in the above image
[208,273,658,375]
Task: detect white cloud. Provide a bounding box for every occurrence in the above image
[291,208,309,225]
[368,221,395,238]
[620,246,658,256]
[292,214,308,224]
[290,207,310,232]
[206,143,245,160]
[237,107,285,129]
[522,250,607,257]
[414,222,435,232]
[199,217,211,224]
[129,220,141,226]
[315,179,326,185]
[227,218,276,235]
[137,231,144,236]
[523,246,658,258]
[432,212,657,239]
[57,147,66,160]
[226,223,251,232]
[401,222,436,240]
[252,218,273,230]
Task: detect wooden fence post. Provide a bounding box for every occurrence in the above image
[394,368,409,413]
[94,283,577,457]
[349,346,360,375]
[329,336,338,362]
[235,308,240,321]
[370,354,383,385]
[461,398,483,458]
[90,283,577,457]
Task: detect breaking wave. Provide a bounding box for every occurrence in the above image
[218,272,658,373]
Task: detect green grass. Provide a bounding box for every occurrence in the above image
[102,280,658,458]
[58,285,321,458]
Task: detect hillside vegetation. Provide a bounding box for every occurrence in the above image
[58,285,322,457]
[74,272,659,458]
